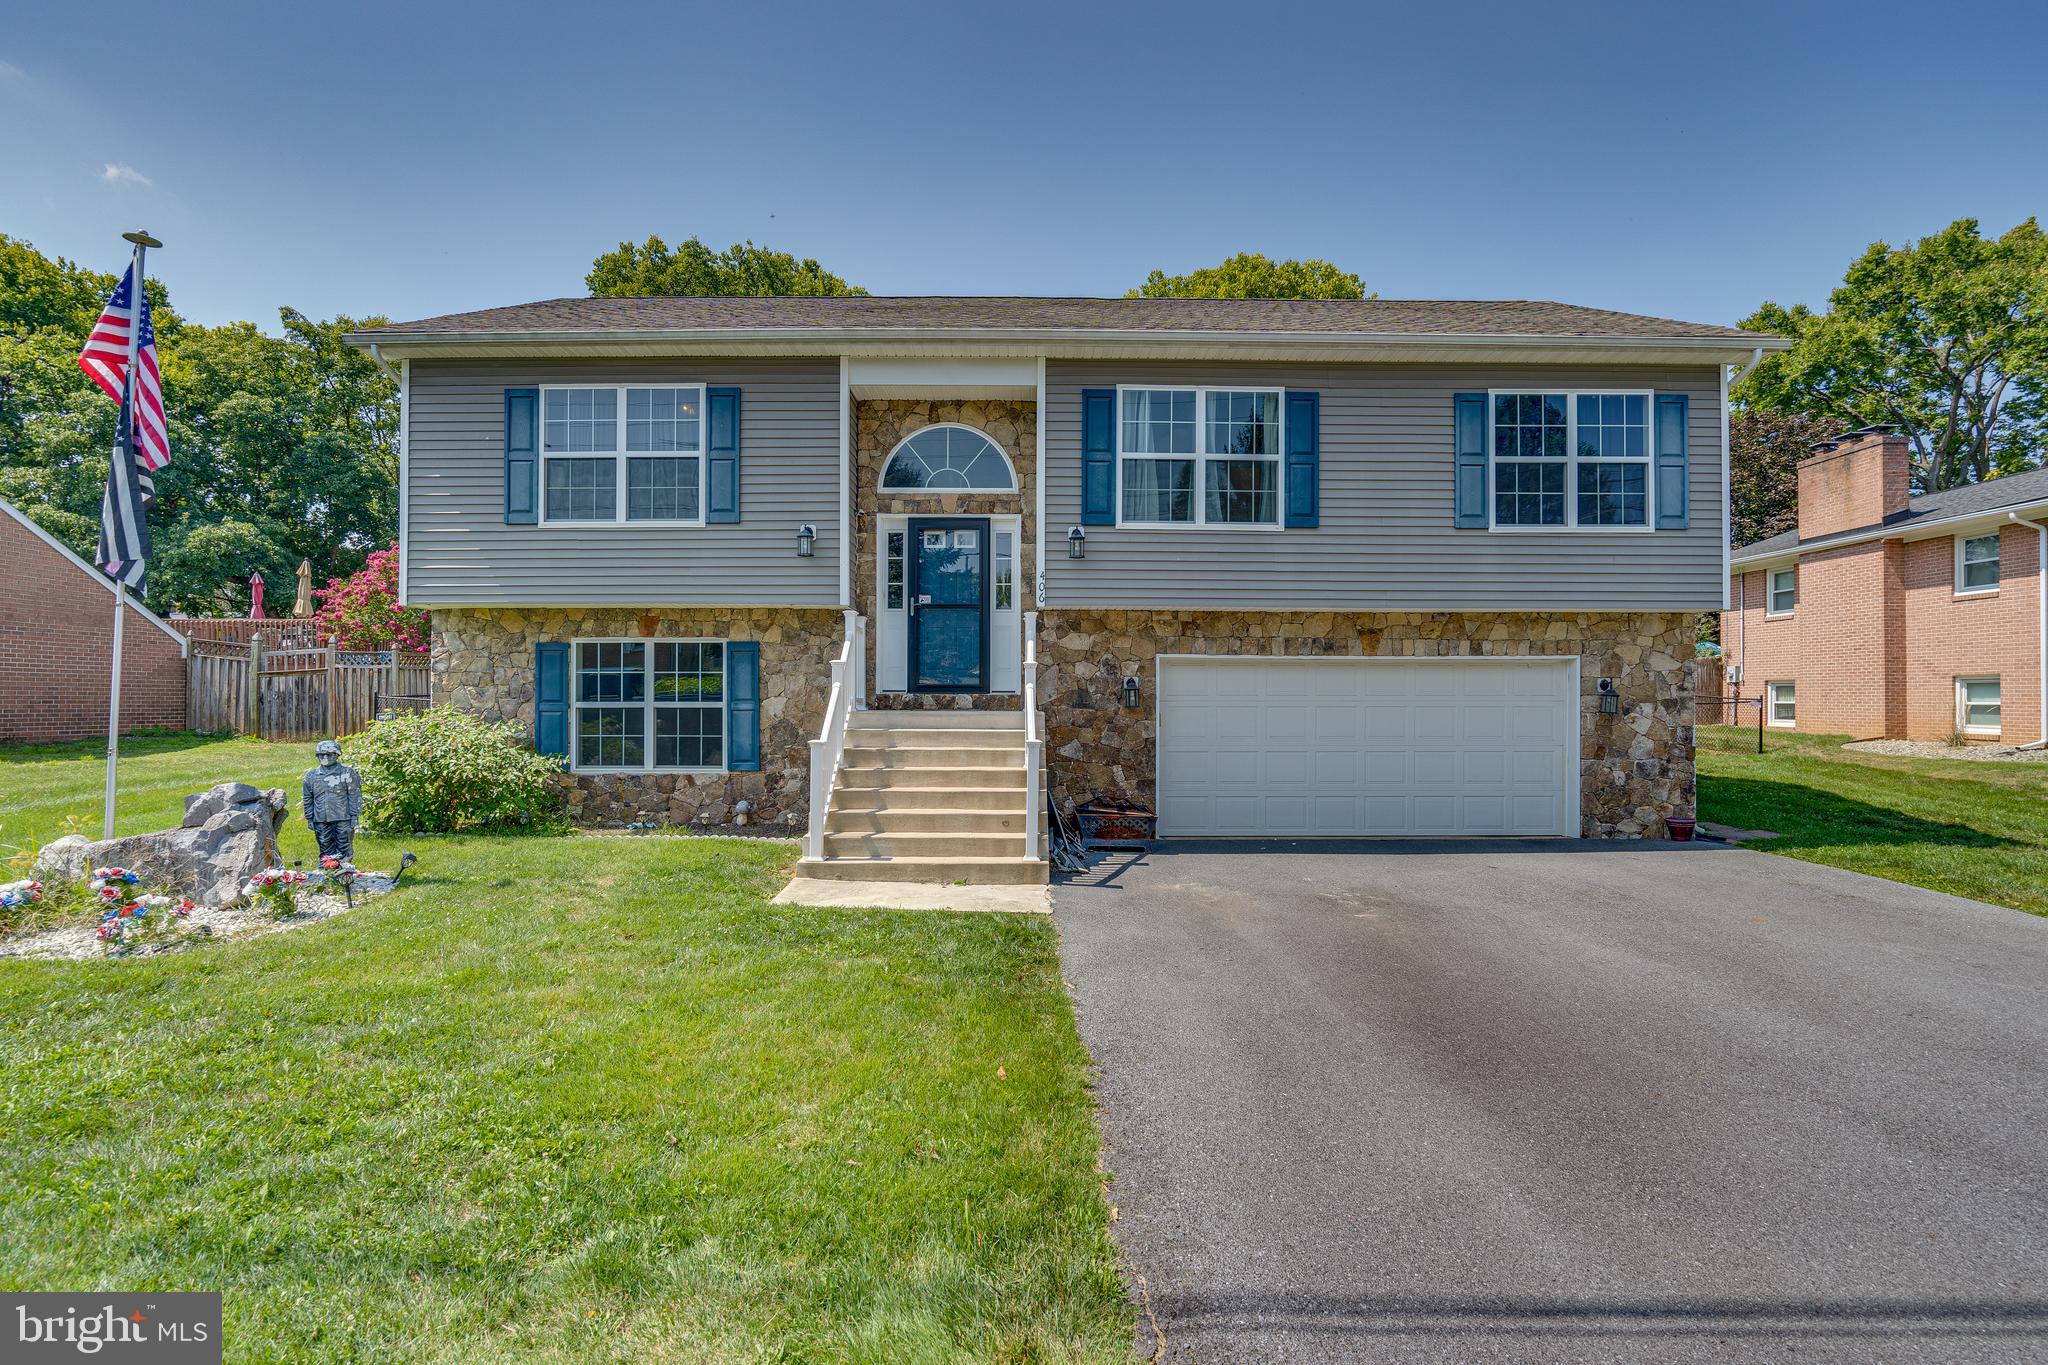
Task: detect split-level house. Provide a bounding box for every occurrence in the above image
[1724,426,2048,744]
[349,297,1781,882]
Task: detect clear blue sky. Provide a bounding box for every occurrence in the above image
[4,0,2044,330]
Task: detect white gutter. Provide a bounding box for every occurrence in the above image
[367,342,400,382]
[2022,511,2048,749]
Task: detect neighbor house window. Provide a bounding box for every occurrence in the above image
[573,639,725,770]
[1490,391,1651,528]
[1767,681,1796,727]
[1957,676,2001,736]
[1956,533,2000,594]
[1767,567,1796,616]
[1118,386,1282,526]
[542,385,705,523]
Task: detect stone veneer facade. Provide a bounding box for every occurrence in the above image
[433,606,841,829]
[851,399,1035,709]
[1034,609,1697,838]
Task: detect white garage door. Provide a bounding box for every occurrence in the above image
[1156,657,1578,837]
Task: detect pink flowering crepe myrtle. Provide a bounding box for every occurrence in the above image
[312,544,430,653]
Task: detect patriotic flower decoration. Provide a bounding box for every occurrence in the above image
[242,867,309,917]
[0,879,43,910]
[89,867,142,901]
[96,893,189,949]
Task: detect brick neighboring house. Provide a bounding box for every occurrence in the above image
[0,496,188,744]
[1724,428,2048,745]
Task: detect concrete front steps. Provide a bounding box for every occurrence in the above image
[795,709,1048,885]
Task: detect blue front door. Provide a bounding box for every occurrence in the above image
[909,518,988,691]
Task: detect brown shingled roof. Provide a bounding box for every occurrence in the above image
[360,295,1759,340]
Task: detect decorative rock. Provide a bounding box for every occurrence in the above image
[34,783,291,905]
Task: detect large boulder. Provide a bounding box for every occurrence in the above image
[32,783,291,906]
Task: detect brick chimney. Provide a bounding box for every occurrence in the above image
[1796,426,1912,540]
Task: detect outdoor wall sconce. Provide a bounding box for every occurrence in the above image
[1597,677,1619,714]
[1121,674,1141,710]
[1068,526,1086,559]
[795,523,817,557]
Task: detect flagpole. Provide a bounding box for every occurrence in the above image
[102,231,157,840]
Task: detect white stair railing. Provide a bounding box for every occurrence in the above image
[807,609,865,860]
[1023,610,1042,860]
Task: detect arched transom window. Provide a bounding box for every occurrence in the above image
[881,425,1016,491]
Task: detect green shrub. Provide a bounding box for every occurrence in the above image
[346,708,565,834]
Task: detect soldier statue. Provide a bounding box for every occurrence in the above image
[303,739,364,862]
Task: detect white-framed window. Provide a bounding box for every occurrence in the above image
[881,425,1016,491]
[1767,566,1797,617]
[992,529,1017,611]
[541,384,705,524]
[1956,533,2000,595]
[1117,385,1284,527]
[572,639,726,771]
[1767,680,1796,727]
[1489,390,1653,530]
[1957,676,2001,736]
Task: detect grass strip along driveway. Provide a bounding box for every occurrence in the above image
[1698,727,2048,917]
[0,737,1127,1362]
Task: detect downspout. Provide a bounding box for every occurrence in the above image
[367,343,400,383]
[2020,511,2048,749]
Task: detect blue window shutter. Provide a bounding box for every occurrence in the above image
[1284,391,1320,528]
[534,642,569,761]
[706,386,741,523]
[1655,393,1689,529]
[1453,392,1488,528]
[504,388,539,525]
[726,641,760,771]
[1081,388,1116,525]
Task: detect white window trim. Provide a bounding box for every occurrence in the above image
[1487,388,1657,533]
[538,383,708,528]
[1956,675,2001,737]
[880,423,1018,492]
[569,636,729,774]
[1114,383,1286,531]
[1954,532,2000,597]
[1766,680,1797,728]
[1766,566,1797,618]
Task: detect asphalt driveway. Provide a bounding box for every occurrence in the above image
[1053,841,2048,1362]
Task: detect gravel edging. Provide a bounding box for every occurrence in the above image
[0,873,398,962]
[1842,738,2048,762]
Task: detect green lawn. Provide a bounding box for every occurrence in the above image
[0,736,1128,1362]
[1697,727,2048,916]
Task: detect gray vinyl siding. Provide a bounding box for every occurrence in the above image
[406,359,839,606]
[1043,361,1725,611]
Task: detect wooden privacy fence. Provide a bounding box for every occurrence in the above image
[170,616,324,648]
[188,638,431,741]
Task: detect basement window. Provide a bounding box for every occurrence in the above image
[1767,681,1796,728]
[1957,677,2001,737]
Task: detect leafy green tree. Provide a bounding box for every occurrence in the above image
[1729,408,1833,548]
[1128,252,1371,300]
[1739,217,2048,491]
[0,234,396,616]
[587,236,865,297]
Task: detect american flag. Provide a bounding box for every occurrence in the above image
[77,263,170,475]
[79,262,167,592]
